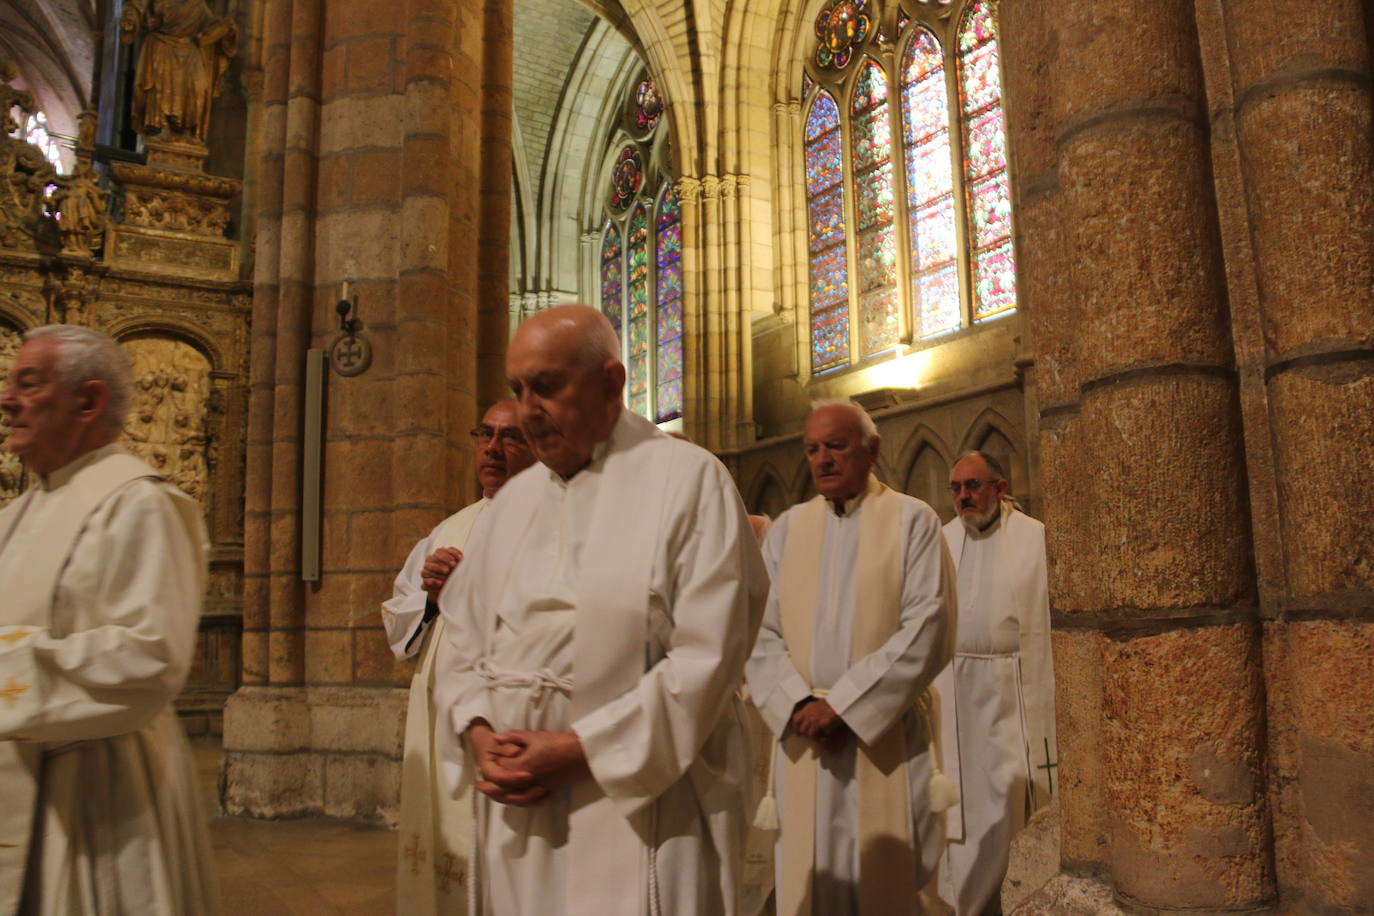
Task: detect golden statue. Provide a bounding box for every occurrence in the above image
[120,0,238,143]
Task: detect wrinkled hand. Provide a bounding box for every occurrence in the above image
[466,721,547,807]
[791,698,851,754]
[422,547,463,601]
[491,729,590,792]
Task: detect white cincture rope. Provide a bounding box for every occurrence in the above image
[474,658,573,706]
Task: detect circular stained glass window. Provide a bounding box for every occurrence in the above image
[609,146,643,209]
[814,0,870,71]
[635,79,663,132]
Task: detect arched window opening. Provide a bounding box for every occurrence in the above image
[804,89,850,372]
[596,74,683,423]
[801,0,1018,374]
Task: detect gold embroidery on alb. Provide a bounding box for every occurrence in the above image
[0,675,31,707]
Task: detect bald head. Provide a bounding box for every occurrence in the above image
[506,305,626,478]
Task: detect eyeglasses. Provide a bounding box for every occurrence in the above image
[469,425,527,447]
[948,478,996,495]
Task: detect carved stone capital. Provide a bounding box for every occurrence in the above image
[674,176,704,205]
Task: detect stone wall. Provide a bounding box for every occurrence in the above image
[999,0,1374,911]
[221,0,513,823]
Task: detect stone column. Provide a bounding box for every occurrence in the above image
[224,0,512,821]
[1204,1,1374,908]
[1004,0,1274,909]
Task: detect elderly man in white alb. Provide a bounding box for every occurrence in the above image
[431,304,769,915]
[382,398,534,914]
[0,326,216,915]
[746,399,957,916]
[935,451,1055,915]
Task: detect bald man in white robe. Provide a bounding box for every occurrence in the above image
[432,305,768,915]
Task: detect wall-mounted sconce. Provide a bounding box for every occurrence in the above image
[327,280,372,377]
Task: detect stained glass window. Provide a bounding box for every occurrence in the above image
[635,79,663,132]
[852,60,900,355]
[626,205,651,417]
[21,111,63,171]
[814,0,872,71]
[901,28,960,337]
[654,185,683,421]
[958,0,1016,319]
[610,146,643,210]
[802,0,1018,372]
[805,90,850,371]
[600,222,623,332]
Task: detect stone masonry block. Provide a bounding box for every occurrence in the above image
[1103,624,1273,909]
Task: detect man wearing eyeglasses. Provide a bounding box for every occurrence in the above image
[934,451,1055,916]
[382,398,534,916]
[746,399,956,916]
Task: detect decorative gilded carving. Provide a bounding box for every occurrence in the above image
[119,0,239,145]
[121,335,212,503]
[51,164,109,256]
[0,66,57,252]
[0,325,27,505]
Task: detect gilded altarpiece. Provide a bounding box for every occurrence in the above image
[0,67,250,734]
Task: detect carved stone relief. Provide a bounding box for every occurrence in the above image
[121,334,212,503]
[0,324,26,506]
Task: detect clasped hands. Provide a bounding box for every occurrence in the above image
[790,696,851,754]
[466,720,590,807]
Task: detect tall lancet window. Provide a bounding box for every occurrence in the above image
[805,89,850,371]
[800,0,1018,374]
[595,73,682,422]
[958,0,1016,320]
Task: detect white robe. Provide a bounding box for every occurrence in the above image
[382,498,487,915]
[432,410,769,916]
[935,504,1055,916]
[0,444,217,916]
[746,490,955,915]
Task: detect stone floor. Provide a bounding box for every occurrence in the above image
[194,739,398,914]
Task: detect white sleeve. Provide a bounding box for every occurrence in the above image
[0,482,205,743]
[573,460,769,804]
[380,525,440,660]
[745,511,815,737]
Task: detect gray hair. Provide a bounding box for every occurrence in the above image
[809,398,879,445]
[955,449,1007,482]
[23,325,133,429]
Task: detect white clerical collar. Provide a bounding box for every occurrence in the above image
[547,430,614,486]
[40,442,125,492]
[829,488,869,518]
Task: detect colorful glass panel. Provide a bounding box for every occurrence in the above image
[814,0,871,71]
[958,0,1017,319]
[635,78,664,132]
[600,222,623,332]
[803,72,815,99]
[22,112,63,171]
[901,26,962,338]
[852,59,899,355]
[610,146,643,209]
[627,205,651,415]
[804,89,851,371]
[654,186,684,421]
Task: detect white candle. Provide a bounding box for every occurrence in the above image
[341,280,350,303]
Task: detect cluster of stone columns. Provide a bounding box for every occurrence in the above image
[224,0,512,820]
[1002,0,1373,910]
